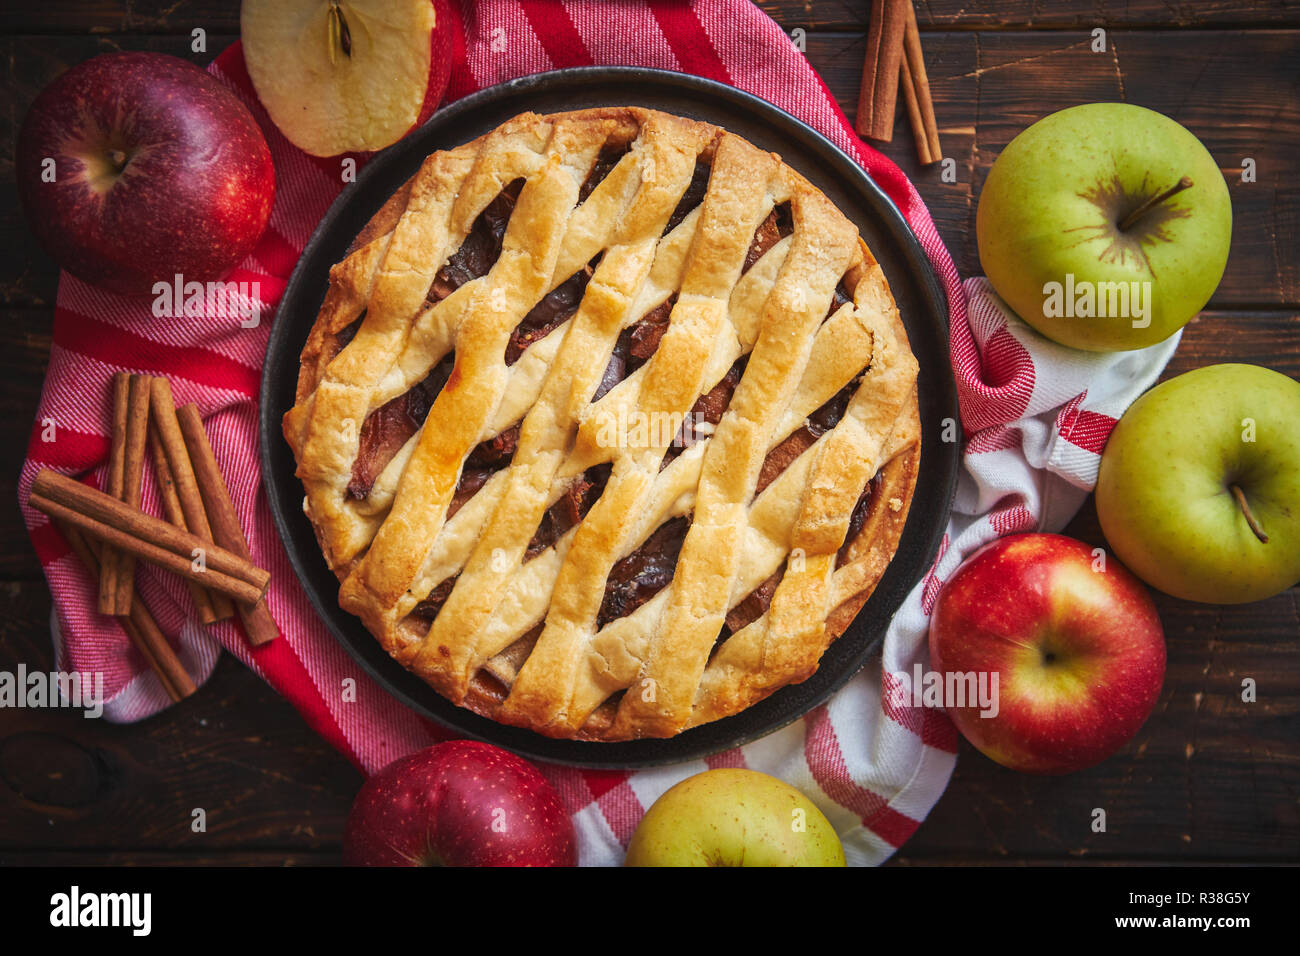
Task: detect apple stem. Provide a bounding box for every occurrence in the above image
[1118,176,1194,232]
[108,149,127,173]
[1230,484,1269,544]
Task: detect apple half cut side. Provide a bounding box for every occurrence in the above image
[241,0,453,158]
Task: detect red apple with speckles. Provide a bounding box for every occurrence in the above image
[929,533,1166,775]
[344,741,577,867]
[16,52,275,296]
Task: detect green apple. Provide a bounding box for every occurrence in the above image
[977,103,1231,352]
[1096,364,1300,604]
[623,768,845,867]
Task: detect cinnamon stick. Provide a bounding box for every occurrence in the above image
[149,378,236,621]
[856,0,908,141]
[900,57,932,165]
[29,469,269,605]
[176,404,279,646]
[901,0,942,164]
[113,374,151,614]
[98,373,130,614]
[148,425,222,624]
[60,521,196,702]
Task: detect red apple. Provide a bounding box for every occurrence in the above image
[928,533,1165,774]
[344,740,577,867]
[17,52,274,297]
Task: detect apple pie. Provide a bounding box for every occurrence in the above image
[283,107,920,740]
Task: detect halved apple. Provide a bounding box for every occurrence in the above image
[241,0,452,157]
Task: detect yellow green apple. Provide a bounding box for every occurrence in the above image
[1096,364,1300,604]
[624,768,845,867]
[977,103,1231,352]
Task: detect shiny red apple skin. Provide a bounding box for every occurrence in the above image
[17,52,275,296]
[343,741,577,867]
[929,533,1165,775]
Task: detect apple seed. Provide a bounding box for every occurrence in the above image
[328,2,354,65]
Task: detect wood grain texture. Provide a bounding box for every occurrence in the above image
[760,1,1300,30]
[0,0,1296,866]
[0,594,360,854]
[6,1,1300,33]
[3,31,1297,308]
[801,29,1300,308]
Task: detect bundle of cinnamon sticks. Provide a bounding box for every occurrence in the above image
[29,373,278,702]
[856,0,942,165]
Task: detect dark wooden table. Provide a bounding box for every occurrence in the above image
[1,1,1296,866]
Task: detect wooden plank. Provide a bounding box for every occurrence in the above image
[0,307,52,581]
[760,0,1300,31]
[6,0,1300,34]
[2,32,1296,309]
[803,30,1300,309]
[0,6,1296,866]
[0,1,240,34]
[0,613,363,852]
[2,494,1297,864]
[1162,311,1300,379]
[0,850,341,865]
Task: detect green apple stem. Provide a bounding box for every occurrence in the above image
[1230,484,1269,544]
[1118,176,1194,232]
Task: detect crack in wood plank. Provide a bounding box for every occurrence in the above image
[945,38,1091,78]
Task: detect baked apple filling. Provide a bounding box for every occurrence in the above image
[524,463,613,560]
[594,295,676,401]
[661,358,746,469]
[665,160,711,235]
[506,256,600,365]
[579,142,631,203]
[598,515,690,627]
[285,107,923,741]
[449,421,521,519]
[348,352,455,499]
[743,201,794,274]
[427,178,524,303]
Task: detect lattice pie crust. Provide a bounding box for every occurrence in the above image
[284,107,920,740]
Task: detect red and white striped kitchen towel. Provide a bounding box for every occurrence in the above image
[17,0,1178,866]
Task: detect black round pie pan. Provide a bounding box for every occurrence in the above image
[261,66,959,768]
